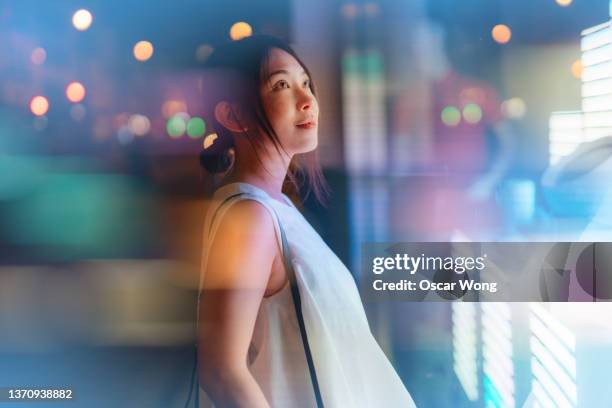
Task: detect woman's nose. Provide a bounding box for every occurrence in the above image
[299,100,311,111]
[297,90,314,111]
[298,98,316,112]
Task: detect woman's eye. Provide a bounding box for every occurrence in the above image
[303,79,311,87]
[274,80,289,90]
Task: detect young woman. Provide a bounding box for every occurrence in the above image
[197,35,415,408]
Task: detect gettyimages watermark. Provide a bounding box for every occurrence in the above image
[360,242,612,302]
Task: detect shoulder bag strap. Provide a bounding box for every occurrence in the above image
[278,221,325,408]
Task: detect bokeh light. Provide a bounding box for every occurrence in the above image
[364,3,380,17]
[167,115,187,138]
[30,47,46,65]
[133,41,154,62]
[33,116,48,131]
[341,4,359,19]
[113,112,130,130]
[72,9,93,31]
[93,117,112,141]
[229,22,253,41]
[175,111,191,122]
[203,133,218,149]
[571,59,583,79]
[195,44,214,62]
[462,103,483,124]
[187,117,206,138]
[161,100,187,118]
[128,114,151,136]
[441,106,461,127]
[117,126,134,145]
[556,0,573,6]
[502,97,527,119]
[66,82,86,103]
[492,24,512,44]
[30,96,49,116]
[459,87,485,106]
[70,104,86,121]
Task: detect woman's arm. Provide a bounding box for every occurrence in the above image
[198,200,278,408]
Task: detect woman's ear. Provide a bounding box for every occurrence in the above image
[214,102,248,133]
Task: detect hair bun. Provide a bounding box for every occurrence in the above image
[199,148,234,174]
[199,131,235,174]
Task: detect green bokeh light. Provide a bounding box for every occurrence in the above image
[441,106,461,127]
[463,103,483,124]
[187,117,206,138]
[167,115,186,138]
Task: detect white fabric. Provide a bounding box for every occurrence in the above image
[198,182,416,407]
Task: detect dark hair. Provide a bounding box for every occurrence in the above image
[199,35,329,205]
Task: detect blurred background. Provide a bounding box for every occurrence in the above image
[2,0,612,407]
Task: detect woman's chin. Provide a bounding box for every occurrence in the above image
[300,137,318,153]
[290,131,318,154]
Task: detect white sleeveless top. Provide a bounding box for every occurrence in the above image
[198,182,416,408]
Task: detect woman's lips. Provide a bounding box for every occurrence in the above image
[296,121,316,129]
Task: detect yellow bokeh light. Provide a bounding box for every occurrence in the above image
[229,22,253,41]
[463,103,483,124]
[441,106,461,127]
[492,24,512,44]
[556,0,572,7]
[571,59,583,79]
[203,133,218,149]
[30,96,49,116]
[31,47,46,65]
[133,41,154,61]
[66,82,86,103]
[72,9,93,31]
[501,97,527,119]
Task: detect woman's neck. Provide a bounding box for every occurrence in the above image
[222,149,290,202]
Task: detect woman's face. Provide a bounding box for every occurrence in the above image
[260,48,319,156]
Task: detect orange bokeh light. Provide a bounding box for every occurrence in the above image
[229,22,253,41]
[133,41,154,61]
[66,82,86,103]
[30,96,49,116]
[492,24,512,44]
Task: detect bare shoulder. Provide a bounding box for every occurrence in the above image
[204,199,278,289]
[222,199,275,231]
